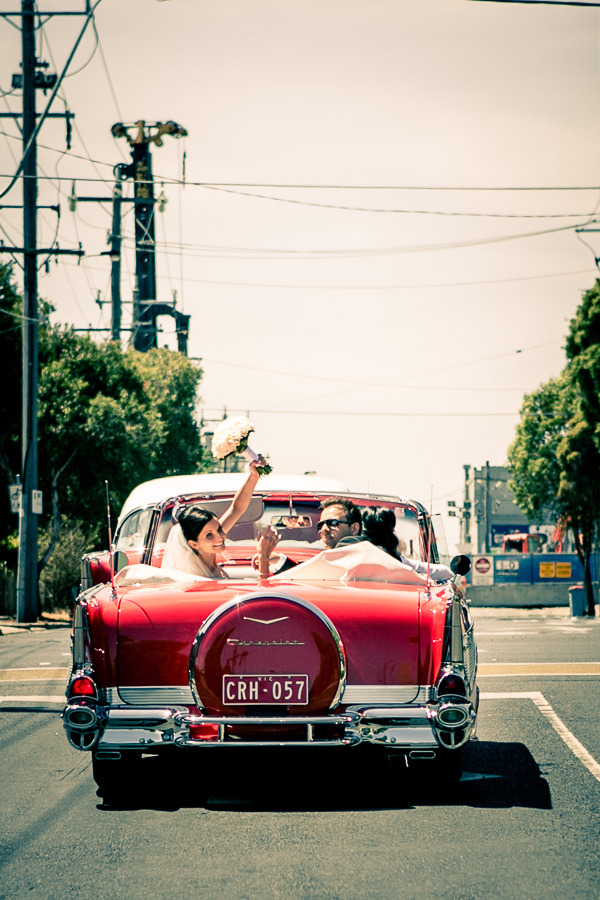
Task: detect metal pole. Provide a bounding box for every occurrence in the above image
[17,0,39,622]
[132,132,157,351]
[110,182,122,342]
[485,460,490,554]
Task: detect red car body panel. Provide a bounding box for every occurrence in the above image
[114,579,428,696]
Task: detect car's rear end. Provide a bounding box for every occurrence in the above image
[63,564,477,802]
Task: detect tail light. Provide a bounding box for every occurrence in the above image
[69,674,97,699]
[436,671,466,698]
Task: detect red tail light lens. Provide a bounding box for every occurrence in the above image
[69,675,96,698]
[437,673,466,697]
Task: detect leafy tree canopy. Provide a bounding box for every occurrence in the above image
[0,263,207,561]
[508,279,600,615]
[565,278,600,442]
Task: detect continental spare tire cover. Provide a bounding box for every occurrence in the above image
[190,592,346,715]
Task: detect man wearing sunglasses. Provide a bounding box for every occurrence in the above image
[317,498,363,549]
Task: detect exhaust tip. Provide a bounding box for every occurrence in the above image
[408,750,436,760]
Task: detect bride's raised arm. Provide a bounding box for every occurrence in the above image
[219,457,267,535]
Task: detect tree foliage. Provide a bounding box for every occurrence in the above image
[0,263,208,605]
[508,281,600,615]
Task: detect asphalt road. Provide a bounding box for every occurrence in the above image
[1,609,599,900]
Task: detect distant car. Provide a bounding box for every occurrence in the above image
[502,532,546,554]
[64,474,477,803]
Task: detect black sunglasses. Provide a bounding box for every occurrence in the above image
[316,517,349,532]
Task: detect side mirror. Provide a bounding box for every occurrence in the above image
[450,554,471,576]
[113,550,129,573]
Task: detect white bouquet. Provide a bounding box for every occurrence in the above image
[211,416,272,476]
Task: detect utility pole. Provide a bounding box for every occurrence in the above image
[462,463,472,550]
[18,0,38,622]
[112,120,187,352]
[0,1,92,621]
[110,169,124,341]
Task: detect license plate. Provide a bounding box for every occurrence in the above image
[223,674,309,705]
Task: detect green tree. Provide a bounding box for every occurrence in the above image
[0,263,208,607]
[0,264,25,570]
[508,289,600,616]
[37,329,207,556]
[565,279,600,445]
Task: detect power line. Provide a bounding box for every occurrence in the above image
[465,1,600,6]
[2,153,600,192]
[53,256,595,291]
[202,185,600,218]
[0,0,103,203]
[111,219,590,259]
[199,338,561,402]
[204,408,521,418]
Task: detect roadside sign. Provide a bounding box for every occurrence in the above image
[472,555,494,586]
[539,562,556,579]
[32,490,43,514]
[8,484,21,513]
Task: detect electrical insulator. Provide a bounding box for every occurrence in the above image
[68,182,77,212]
[158,188,167,213]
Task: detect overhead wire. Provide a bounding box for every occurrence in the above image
[110,219,593,260]
[53,255,594,291]
[254,341,561,411]
[0,0,104,203]
[200,348,560,392]
[2,154,600,193]
[202,184,600,218]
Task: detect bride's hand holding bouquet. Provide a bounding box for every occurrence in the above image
[211,417,272,476]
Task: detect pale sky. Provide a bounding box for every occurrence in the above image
[2,0,600,551]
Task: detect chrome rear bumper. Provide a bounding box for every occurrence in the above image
[65,700,476,752]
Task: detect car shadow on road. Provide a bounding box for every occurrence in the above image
[97,741,551,812]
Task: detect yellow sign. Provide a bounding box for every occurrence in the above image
[556,563,572,579]
[539,562,556,579]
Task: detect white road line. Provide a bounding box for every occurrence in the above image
[475,631,540,636]
[481,691,600,784]
[0,695,64,704]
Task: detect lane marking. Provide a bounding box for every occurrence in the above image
[481,691,600,784]
[0,695,64,704]
[479,662,600,676]
[476,631,539,636]
[0,668,68,682]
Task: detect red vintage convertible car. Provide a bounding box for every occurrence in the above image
[64,474,477,803]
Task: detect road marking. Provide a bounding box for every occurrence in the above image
[553,627,592,634]
[476,631,539,636]
[479,662,600,676]
[481,691,600,784]
[0,668,68,682]
[0,695,64,704]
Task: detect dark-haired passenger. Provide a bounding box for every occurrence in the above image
[162,459,278,579]
[362,506,454,582]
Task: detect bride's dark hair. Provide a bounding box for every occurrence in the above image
[361,507,399,557]
[176,505,219,543]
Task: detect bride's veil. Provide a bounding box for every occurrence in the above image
[162,523,214,578]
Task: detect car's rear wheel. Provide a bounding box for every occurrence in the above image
[92,750,142,805]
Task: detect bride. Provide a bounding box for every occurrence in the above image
[162,459,278,579]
